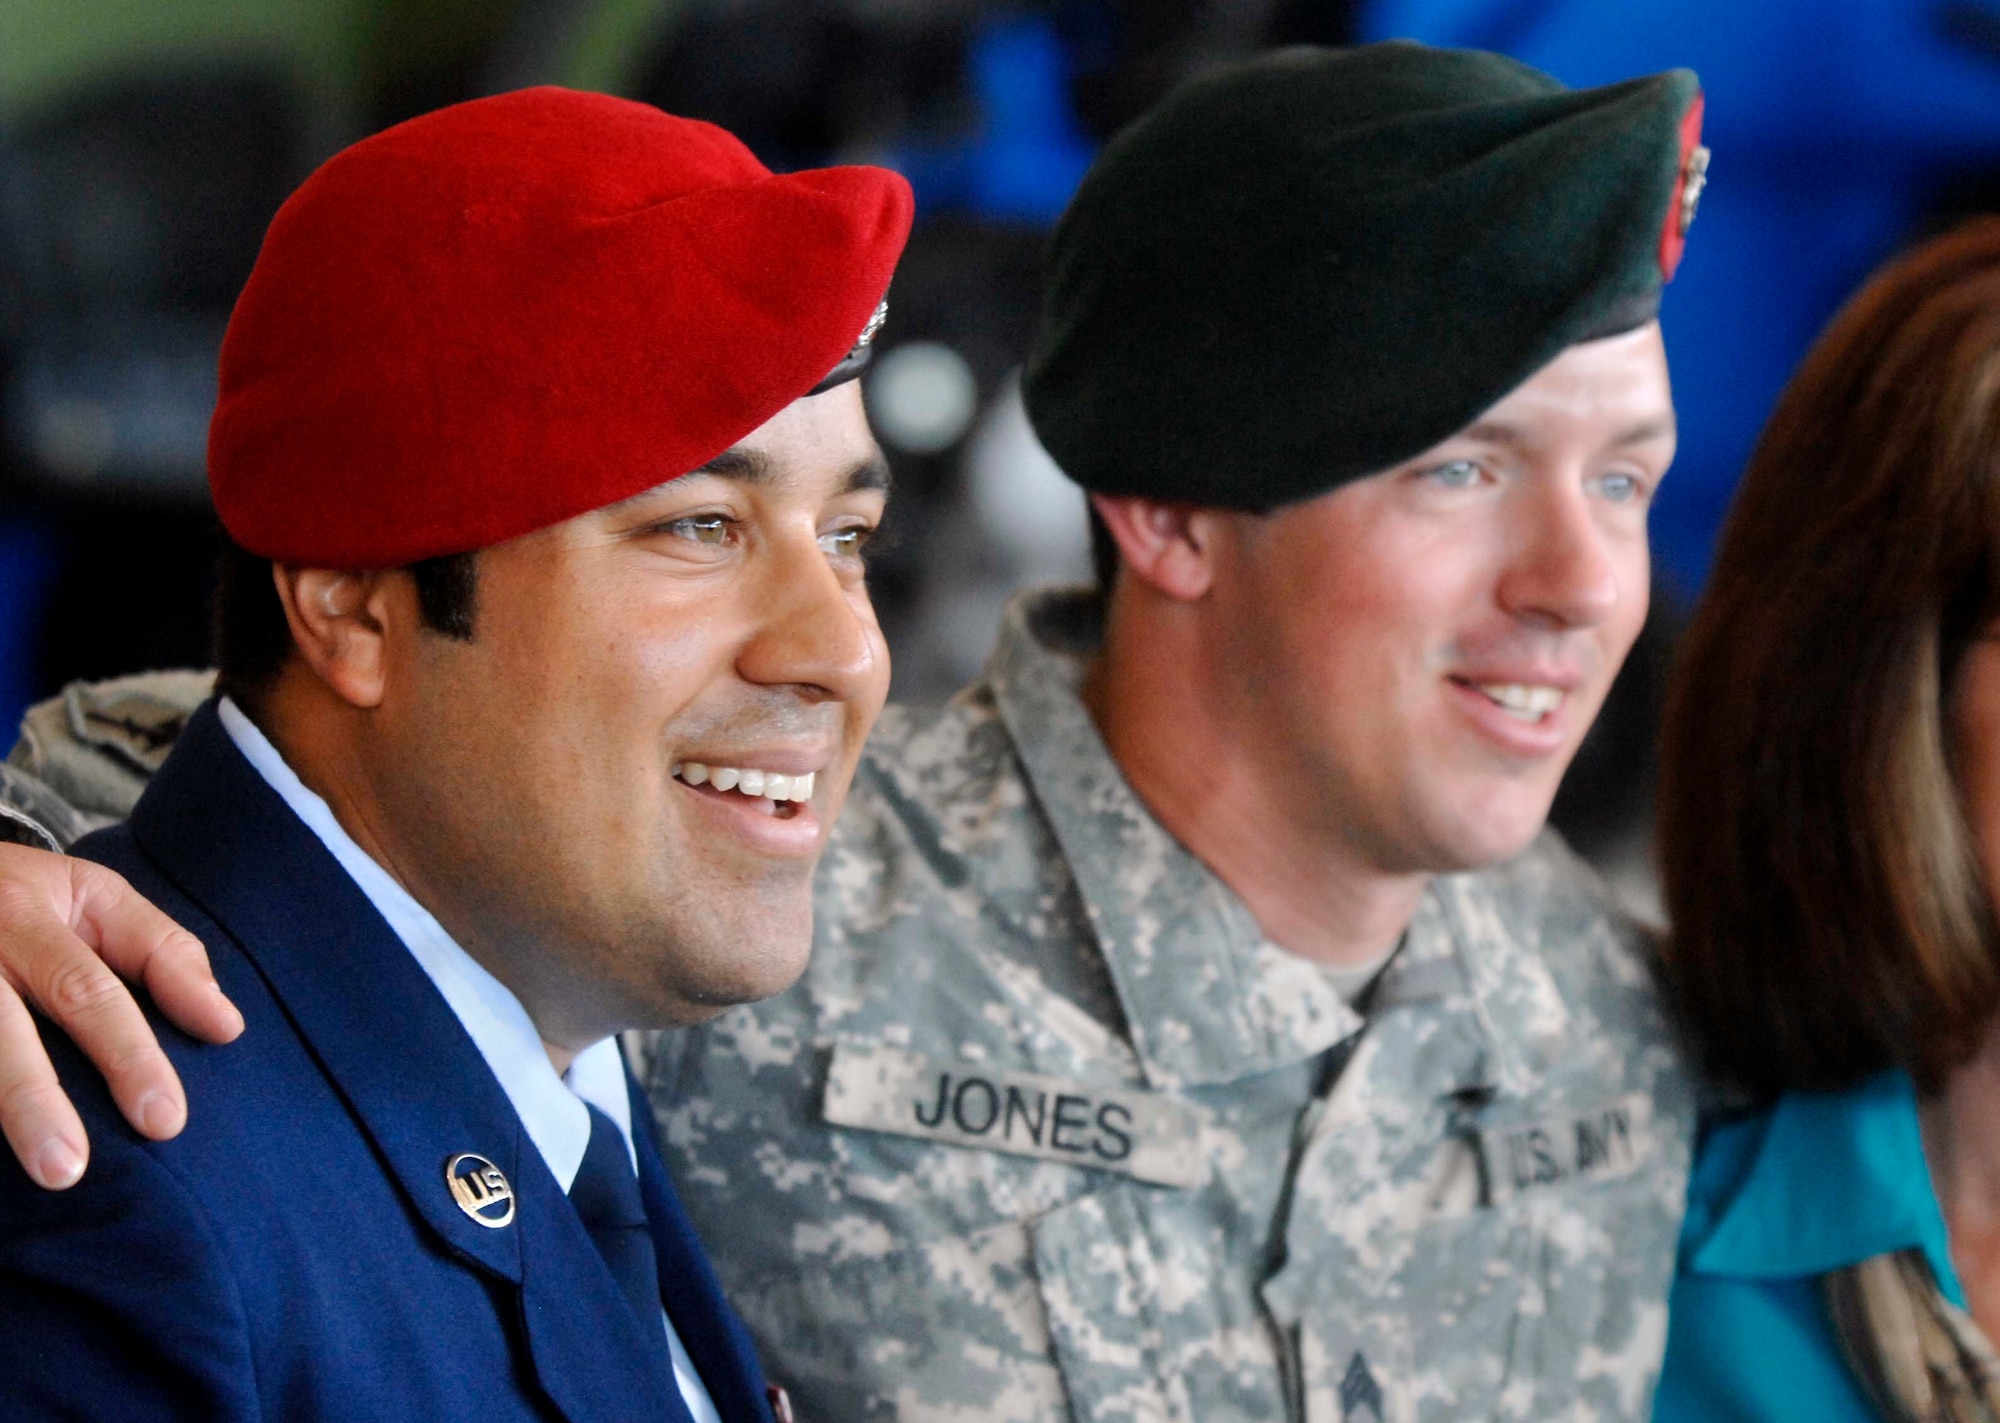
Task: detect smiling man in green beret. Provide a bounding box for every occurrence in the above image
[0,41,1707,1422]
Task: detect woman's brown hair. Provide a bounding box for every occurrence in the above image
[1660,218,2000,1098]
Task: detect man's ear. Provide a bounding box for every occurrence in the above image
[1089,493,1223,602]
[271,566,399,709]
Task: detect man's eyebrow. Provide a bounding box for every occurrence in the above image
[1609,417,1677,447]
[1460,421,1528,450]
[1455,417,1677,450]
[841,452,893,496]
[688,446,774,483]
[606,446,891,514]
[687,448,890,495]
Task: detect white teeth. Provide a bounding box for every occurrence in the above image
[673,763,816,802]
[1476,684,1565,721]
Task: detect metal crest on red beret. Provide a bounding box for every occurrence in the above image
[808,299,890,395]
[209,88,913,567]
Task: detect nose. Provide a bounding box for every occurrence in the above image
[735,527,884,703]
[1495,483,1625,630]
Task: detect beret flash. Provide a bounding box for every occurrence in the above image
[1022,43,1706,511]
[209,87,913,567]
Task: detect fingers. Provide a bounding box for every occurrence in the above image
[0,970,87,1189]
[0,867,191,1158]
[70,861,242,1047]
[57,860,239,1148]
[0,847,238,1188]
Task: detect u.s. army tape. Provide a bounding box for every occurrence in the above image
[821,1043,1203,1189]
[1477,1091,1654,1206]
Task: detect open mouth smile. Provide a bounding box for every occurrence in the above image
[672,762,816,819]
[1457,681,1566,723]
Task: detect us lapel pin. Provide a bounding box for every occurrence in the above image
[445,1153,516,1227]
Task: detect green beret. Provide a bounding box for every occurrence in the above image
[1022,42,1706,510]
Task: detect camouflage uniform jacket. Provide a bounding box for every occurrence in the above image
[4,599,1693,1422]
[655,589,1695,1423]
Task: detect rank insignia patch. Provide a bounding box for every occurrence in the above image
[1340,1351,1386,1423]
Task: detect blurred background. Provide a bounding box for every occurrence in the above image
[2,0,1998,910]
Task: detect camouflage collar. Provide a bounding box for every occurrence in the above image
[985,587,1365,1090]
[984,586,1573,1097]
[0,762,92,852]
[13,671,213,828]
[1418,864,1575,1097]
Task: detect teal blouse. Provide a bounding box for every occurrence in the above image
[1653,1070,1964,1421]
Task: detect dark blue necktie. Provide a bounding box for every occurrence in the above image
[569,1103,677,1381]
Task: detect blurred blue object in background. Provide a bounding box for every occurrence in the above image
[0,519,57,736]
[1361,0,2000,599]
[892,10,1096,223]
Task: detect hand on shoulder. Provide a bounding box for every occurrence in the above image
[0,840,242,1188]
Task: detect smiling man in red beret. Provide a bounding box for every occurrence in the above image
[0,86,910,1422]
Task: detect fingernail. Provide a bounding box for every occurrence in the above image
[212,984,245,1033]
[136,1091,181,1138]
[34,1138,83,1189]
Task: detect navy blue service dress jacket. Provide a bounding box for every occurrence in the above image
[0,702,774,1423]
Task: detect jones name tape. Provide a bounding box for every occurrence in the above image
[821,1043,1202,1189]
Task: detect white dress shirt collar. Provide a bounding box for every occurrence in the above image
[215,697,630,1184]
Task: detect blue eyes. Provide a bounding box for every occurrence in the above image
[1417,460,1647,505]
[1594,472,1642,504]
[1423,459,1484,489]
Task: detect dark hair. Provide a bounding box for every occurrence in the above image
[212,537,479,710]
[1658,218,2000,1098]
[1088,501,1119,591]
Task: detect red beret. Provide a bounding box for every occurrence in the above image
[209,87,914,566]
